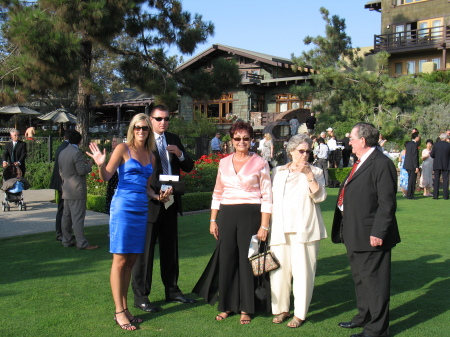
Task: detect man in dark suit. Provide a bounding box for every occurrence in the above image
[59,130,97,250]
[132,105,195,312]
[341,132,352,167]
[332,123,400,337]
[403,132,421,200]
[50,129,72,241]
[430,133,450,200]
[2,129,27,176]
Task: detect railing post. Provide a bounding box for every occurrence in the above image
[48,135,52,162]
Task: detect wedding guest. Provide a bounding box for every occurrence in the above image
[193,121,272,325]
[419,139,433,197]
[270,134,327,328]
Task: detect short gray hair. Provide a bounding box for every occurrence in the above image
[439,133,448,140]
[353,123,379,147]
[10,129,19,135]
[286,134,313,154]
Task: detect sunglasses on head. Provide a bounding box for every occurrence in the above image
[134,126,149,131]
[152,117,170,122]
[297,149,312,155]
[233,137,250,142]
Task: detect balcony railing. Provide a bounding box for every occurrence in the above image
[374,25,450,51]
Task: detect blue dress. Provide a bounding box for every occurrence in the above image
[109,151,153,254]
[399,154,408,191]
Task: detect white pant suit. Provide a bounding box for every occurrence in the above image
[269,164,327,319]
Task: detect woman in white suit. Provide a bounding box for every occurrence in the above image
[269,134,327,328]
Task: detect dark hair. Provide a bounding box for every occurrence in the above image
[151,104,169,115]
[411,132,419,140]
[426,139,433,145]
[229,121,253,138]
[63,129,73,140]
[353,123,379,147]
[68,130,82,145]
[317,137,325,144]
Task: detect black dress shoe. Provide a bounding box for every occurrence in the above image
[338,321,365,329]
[134,302,161,313]
[165,295,196,304]
[350,333,373,337]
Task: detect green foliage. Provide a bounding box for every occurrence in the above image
[86,194,106,213]
[24,162,53,189]
[181,153,225,193]
[86,165,107,196]
[328,167,352,183]
[181,192,212,212]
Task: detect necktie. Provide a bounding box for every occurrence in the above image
[157,136,169,175]
[11,142,16,163]
[337,160,360,207]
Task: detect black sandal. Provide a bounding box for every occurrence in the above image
[114,310,136,331]
[124,308,143,323]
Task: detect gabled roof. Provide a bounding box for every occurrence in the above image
[176,44,294,72]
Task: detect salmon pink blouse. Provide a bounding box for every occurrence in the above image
[211,153,272,213]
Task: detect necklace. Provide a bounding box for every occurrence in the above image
[234,153,250,162]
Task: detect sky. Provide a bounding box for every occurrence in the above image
[172,0,381,61]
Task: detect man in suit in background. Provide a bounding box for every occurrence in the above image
[2,129,27,176]
[430,133,450,200]
[341,132,352,167]
[59,130,97,250]
[132,105,195,313]
[404,132,421,200]
[332,123,400,337]
[50,129,72,241]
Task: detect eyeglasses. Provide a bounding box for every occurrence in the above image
[297,149,312,155]
[152,117,170,122]
[349,137,361,142]
[134,126,149,131]
[233,137,250,142]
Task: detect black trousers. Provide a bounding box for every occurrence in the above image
[55,190,64,238]
[217,204,261,314]
[433,169,449,199]
[406,169,417,199]
[132,203,182,303]
[347,249,392,337]
[342,149,351,167]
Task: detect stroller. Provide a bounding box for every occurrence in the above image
[1,165,29,211]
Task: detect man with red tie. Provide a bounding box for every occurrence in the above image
[331,123,400,337]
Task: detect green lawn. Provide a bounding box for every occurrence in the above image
[1,189,448,336]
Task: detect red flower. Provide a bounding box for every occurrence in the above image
[91,172,95,177]
[99,179,103,183]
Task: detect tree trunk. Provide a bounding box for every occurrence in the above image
[75,39,92,149]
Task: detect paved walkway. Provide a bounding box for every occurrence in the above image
[0,189,110,238]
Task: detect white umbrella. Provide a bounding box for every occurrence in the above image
[0,105,41,128]
[38,108,77,123]
[89,126,108,133]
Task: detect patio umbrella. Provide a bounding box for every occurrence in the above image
[38,108,77,135]
[0,105,41,129]
[89,126,108,133]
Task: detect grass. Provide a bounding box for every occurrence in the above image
[0,188,449,336]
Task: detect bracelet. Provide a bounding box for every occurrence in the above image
[261,226,269,231]
[210,220,216,222]
[308,178,315,182]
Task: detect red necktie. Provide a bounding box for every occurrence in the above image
[337,160,360,207]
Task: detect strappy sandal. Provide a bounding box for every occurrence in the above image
[287,316,304,328]
[124,308,143,323]
[114,310,136,331]
[215,311,232,321]
[240,312,251,325]
[272,312,290,324]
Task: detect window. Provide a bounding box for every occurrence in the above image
[431,58,441,69]
[275,94,311,112]
[396,0,430,4]
[418,18,443,40]
[193,94,234,123]
[406,61,416,74]
[395,62,403,75]
[418,60,427,73]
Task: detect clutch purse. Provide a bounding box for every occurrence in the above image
[155,181,185,195]
[249,249,280,277]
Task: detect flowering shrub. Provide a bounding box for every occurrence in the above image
[181,153,231,193]
[86,165,107,196]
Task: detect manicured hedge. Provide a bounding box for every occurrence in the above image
[86,194,106,213]
[328,167,352,184]
[181,192,212,212]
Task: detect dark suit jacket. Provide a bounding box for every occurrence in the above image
[332,149,400,252]
[50,140,70,191]
[430,140,450,170]
[58,144,92,200]
[148,131,194,222]
[404,140,419,171]
[2,140,27,174]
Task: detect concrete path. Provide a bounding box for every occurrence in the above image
[0,189,110,238]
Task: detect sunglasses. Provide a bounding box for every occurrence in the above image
[233,137,250,142]
[297,150,312,155]
[152,117,170,122]
[134,126,149,131]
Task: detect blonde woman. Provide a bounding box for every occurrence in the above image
[262,133,274,165]
[87,113,172,331]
